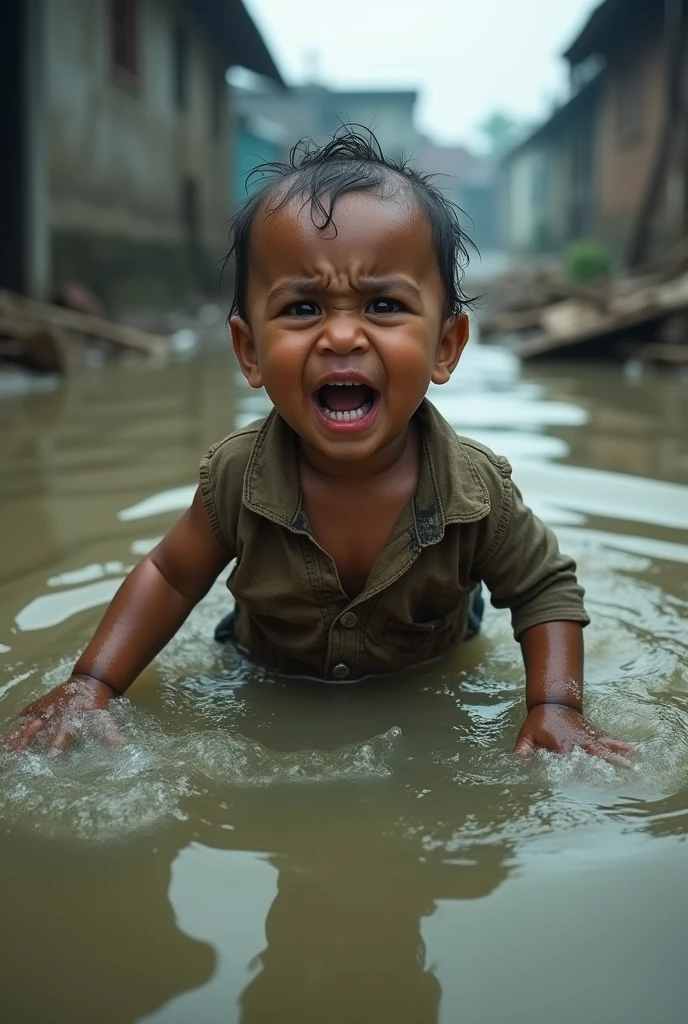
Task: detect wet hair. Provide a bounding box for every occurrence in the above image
[225,126,476,320]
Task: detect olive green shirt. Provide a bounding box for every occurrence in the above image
[199,399,589,680]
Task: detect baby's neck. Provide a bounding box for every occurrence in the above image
[299,421,418,486]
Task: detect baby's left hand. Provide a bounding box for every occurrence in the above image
[515,703,635,767]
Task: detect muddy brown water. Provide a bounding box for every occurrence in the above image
[0,339,687,1024]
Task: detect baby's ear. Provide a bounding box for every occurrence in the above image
[230,316,263,389]
[431,313,469,385]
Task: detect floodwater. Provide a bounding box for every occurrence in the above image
[0,335,687,1024]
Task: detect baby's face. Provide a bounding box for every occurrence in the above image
[232,190,467,466]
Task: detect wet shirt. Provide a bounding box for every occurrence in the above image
[199,399,589,680]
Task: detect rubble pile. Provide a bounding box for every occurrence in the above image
[479,242,688,363]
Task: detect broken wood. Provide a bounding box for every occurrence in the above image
[621,342,688,364]
[479,308,544,336]
[0,291,168,357]
[0,321,69,374]
[481,251,688,361]
[512,302,666,359]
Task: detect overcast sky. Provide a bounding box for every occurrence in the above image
[244,0,600,148]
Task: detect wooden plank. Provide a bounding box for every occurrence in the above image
[514,304,663,358]
[513,272,688,359]
[0,291,168,356]
[633,343,688,364]
[480,308,544,336]
[0,324,68,373]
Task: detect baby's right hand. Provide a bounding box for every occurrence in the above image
[5,676,122,752]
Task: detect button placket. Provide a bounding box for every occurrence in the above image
[327,606,362,678]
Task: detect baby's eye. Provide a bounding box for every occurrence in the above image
[367,298,406,315]
[282,301,320,318]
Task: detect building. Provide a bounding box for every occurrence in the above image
[410,143,498,251]
[500,0,687,264]
[233,115,284,206]
[231,82,421,167]
[1,0,283,311]
[231,82,498,249]
[565,0,685,263]
[500,74,602,255]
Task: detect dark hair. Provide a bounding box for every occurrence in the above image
[225,126,476,320]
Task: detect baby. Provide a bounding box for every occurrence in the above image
[8,131,632,764]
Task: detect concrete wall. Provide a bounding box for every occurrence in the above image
[46,0,231,310]
[503,148,547,252]
[503,135,583,256]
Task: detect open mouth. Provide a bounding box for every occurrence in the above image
[315,381,379,424]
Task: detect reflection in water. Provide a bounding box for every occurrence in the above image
[0,834,216,1024]
[238,852,444,1024]
[0,340,687,1023]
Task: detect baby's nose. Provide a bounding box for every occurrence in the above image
[315,312,370,355]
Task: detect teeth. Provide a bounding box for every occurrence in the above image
[321,401,373,422]
[330,381,362,387]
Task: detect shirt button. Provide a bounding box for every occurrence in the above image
[332,663,350,680]
[340,612,357,629]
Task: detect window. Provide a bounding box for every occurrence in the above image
[617,67,643,145]
[173,25,188,109]
[110,0,139,80]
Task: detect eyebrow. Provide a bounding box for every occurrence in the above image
[266,276,423,304]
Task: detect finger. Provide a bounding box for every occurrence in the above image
[603,737,636,755]
[514,733,537,757]
[5,717,45,752]
[583,742,634,770]
[49,725,76,752]
[603,750,634,770]
[95,714,125,748]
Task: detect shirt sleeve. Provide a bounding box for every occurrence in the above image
[478,458,590,639]
[199,441,237,556]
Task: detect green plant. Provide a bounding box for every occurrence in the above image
[564,239,612,284]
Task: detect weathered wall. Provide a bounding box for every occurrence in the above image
[595,29,666,256]
[46,0,230,310]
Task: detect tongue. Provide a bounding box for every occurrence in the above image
[320,384,373,412]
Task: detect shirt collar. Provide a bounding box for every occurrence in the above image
[411,399,491,546]
[242,399,491,544]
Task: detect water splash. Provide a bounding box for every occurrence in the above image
[0,700,402,842]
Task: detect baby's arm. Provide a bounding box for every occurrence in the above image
[7,488,230,751]
[515,620,634,765]
[478,457,634,764]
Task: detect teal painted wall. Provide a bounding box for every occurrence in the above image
[234,123,281,205]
